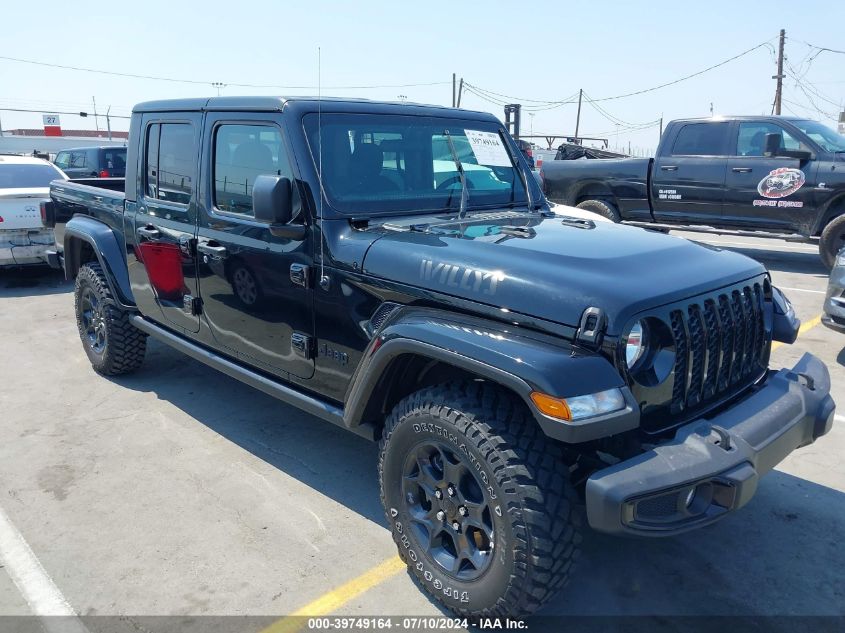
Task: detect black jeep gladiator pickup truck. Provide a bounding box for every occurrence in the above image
[541,115,845,267]
[47,97,834,617]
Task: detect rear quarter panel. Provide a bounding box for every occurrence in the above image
[542,158,652,219]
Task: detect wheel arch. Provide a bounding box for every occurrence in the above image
[812,192,845,236]
[64,216,136,308]
[343,307,637,443]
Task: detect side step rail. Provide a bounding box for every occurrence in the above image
[621,221,818,244]
[129,315,377,441]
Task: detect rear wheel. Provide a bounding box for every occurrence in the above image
[819,214,845,270]
[575,198,621,222]
[74,262,147,375]
[379,382,581,617]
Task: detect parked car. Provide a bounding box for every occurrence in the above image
[541,116,845,267]
[823,247,845,332]
[0,155,66,267]
[49,97,834,617]
[53,146,127,179]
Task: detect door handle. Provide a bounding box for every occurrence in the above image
[137,225,161,240]
[732,167,753,173]
[660,165,678,171]
[197,241,228,259]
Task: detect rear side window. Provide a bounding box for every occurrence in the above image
[213,124,287,216]
[671,123,730,156]
[69,151,87,168]
[102,148,127,171]
[54,152,70,169]
[145,122,195,205]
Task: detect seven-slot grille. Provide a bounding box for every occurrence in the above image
[668,280,769,416]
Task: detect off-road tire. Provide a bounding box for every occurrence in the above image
[819,214,845,270]
[74,262,147,375]
[379,382,581,617]
[576,198,621,222]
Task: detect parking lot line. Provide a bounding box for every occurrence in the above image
[777,286,826,295]
[0,505,89,633]
[771,314,822,353]
[261,555,405,633]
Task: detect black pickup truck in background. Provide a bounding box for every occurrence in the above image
[541,116,845,267]
[43,97,834,617]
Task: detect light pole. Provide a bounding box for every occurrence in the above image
[529,112,534,137]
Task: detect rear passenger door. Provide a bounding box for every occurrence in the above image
[195,114,314,379]
[651,121,731,224]
[126,114,202,333]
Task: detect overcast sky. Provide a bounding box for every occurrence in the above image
[1,0,843,154]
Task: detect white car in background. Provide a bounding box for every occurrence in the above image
[0,155,67,267]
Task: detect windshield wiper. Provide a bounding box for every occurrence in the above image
[443,130,469,219]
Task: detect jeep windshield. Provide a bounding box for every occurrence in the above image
[303,113,530,216]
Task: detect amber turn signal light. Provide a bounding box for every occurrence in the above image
[530,392,572,421]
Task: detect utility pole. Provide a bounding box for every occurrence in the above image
[452,73,456,108]
[659,114,663,140]
[574,88,583,143]
[773,28,786,115]
[106,106,112,141]
[92,96,99,132]
[456,78,464,108]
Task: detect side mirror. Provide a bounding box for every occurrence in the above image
[253,175,292,224]
[252,175,305,240]
[764,133,813,162]
[763,133,782,157]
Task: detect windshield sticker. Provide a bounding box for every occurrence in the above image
[464,130,512,167]
[757,168,805,198]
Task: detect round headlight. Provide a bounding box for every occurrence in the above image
[625,320,648,369]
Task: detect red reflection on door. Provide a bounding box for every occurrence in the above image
[136,242,186,300]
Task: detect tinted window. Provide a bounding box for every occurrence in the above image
[0,163,65,189]
[54,152,70,169]
[671,123,730,156]
[213,124,286,216]
[102,148,127,171]
[69,151,87,168]
[736,122,799,156]
[145,123,194,205]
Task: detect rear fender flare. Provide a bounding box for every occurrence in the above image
[343,307,638,442]
[63,215,135,308]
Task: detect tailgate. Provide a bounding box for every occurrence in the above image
[0,191,47,231]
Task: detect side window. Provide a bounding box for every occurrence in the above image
[671,122,730,156]
[213,124,286,216]
[69,151,87,168]
[145,122,195,205]
[54,152,70,169]
[736,122,800,156]
[145,124,160,199]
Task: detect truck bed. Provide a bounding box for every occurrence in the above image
[47,178,126,248]
[541,158,651,211]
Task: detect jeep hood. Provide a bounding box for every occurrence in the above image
[361,213,765,332]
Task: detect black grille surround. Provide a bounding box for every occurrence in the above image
[624,276,773,434]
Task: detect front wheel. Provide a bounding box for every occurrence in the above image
[819,214,845,270]
[379,383,581,617]
[74,262,147,375]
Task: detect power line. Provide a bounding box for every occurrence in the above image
[0,107,130,120]
[0,54,450,90]
[791,38,845,56]
[466,38,777,106]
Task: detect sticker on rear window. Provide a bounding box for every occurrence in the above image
[464,130,512,167]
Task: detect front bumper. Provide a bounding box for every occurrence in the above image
[586,353,834,536]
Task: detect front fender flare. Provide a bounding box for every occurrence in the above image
[63,215,136,308]
[343,308,639,443]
